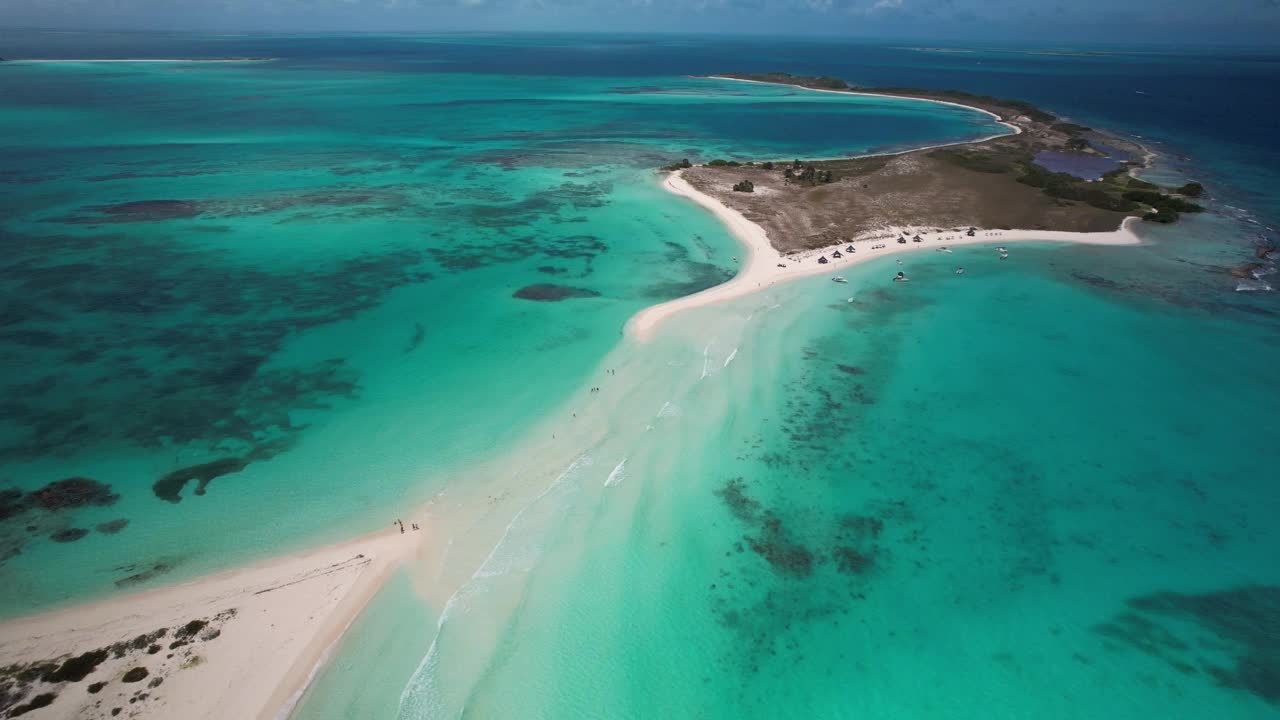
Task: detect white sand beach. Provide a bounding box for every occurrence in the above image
[627,171,1142,341]
[0,529,418,720]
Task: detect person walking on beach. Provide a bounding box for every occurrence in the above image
[396,519,404,534]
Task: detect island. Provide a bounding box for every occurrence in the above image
[627,73,1211,340]
[668,72,1205,255]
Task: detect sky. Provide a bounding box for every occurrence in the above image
[2,0,1279,44]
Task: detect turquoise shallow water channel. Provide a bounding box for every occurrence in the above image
[302,233,1280,720]
[0,59,1002,612]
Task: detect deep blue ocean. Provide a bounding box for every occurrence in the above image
[5,31,1277,229]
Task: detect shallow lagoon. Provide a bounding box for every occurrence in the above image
[0,60,1002,613]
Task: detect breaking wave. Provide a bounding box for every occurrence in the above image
[605,457,627,487]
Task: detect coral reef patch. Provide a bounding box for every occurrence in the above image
[1095,585,1280,704]
[512,284,601,302]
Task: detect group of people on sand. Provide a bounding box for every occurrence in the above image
[588,369,616,395]
[394,518,419,534]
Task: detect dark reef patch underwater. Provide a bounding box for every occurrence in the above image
[0,218,430,566]
[0,228,432,462]
[1096,586,1280,704]
[512,284,601,302]
[0,477,121,563]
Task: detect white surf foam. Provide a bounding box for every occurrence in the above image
[604,457,627,487]
[1236,279,1273,292]
[397,453,593,718]
[723,347,738,368]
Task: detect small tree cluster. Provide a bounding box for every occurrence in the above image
[1123,189,1204,223]
[662,158,692,171]
[784,165,834,185]
[732,179,755,193]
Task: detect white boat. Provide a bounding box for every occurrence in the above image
[832,276,848,284]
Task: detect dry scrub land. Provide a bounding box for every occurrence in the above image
[678,74,1202,253]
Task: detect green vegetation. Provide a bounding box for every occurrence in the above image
[706,158,742,168]
[1141,209,1180,223]
[1018,163,1139,212]
[8,693,56,717]
[1076,188,1139,212]
[662,158,692,172]
[935,150,1197,220]
[43,649,110,683]
[1123,189,1204,222]
[930,148,1022,174]
[762,161,775,170]
[725,71,848,90]
[1052,122,1093,135]
[1065,137,1090,151]
[821,156,890,177]
[1101,169,1159,191]
[1122,190,1204,212]
[783,164,834,185]
[732,179,755,193]
[1177,181,1204,197]
[121,667,150,683]
[811,77,848,89]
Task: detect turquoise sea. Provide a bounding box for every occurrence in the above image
[2,33,1278,719]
